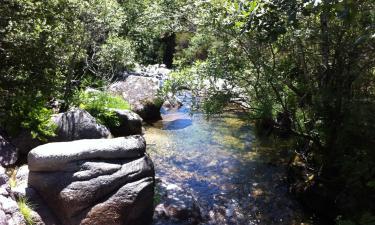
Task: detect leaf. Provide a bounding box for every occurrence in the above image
[367,181,375,188]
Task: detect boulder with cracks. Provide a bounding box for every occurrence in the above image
[27,135,155,225]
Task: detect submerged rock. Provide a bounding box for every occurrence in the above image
[109,76,163,121]
[28,136,155,225]
[154,179,201,225]
[51,109,111,142]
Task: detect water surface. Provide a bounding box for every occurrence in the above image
[145,104,310,225]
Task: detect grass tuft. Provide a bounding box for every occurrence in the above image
[17,197,35,225]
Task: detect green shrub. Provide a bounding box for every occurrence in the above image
[73,90,130,128]
[0,96,57,141]
[21,106,57,142]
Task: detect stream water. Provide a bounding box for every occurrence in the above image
[145,94,311,225]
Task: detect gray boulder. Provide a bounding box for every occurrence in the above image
[108,109,143,137]
[51,109,111,142]
[11,165,60,225]
[28,136,155,225]
[12,109,112,156]
[0,135,18,167]
[109,76,163,121]
[0,166,26,225]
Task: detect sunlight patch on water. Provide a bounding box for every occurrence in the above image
[145,109,311,225]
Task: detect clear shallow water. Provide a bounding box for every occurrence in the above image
[145,105,311,225]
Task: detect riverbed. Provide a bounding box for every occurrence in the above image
[145,102,311,225]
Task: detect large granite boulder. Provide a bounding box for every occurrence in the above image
[108,109,143,137]
[11,166,60,225]
[109,76,163,121]
[51,109,111,142]
[28,136,155,225]
[0,166,26,225]
[0,135,18,167]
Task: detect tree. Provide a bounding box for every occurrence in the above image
[0,0,135,137]
[172,0,375,222]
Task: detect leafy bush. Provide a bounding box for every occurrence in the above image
[73,90,130,128]
[21,106,57,142]
[202,92,232,116]
[0,96,57,141]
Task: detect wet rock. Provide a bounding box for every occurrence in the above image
[28,136,155,225]
[109,76,163,121]
[108,109,143,137]
[0,166,26,225]
[0,135,18,167]
[154,179,201,225]
[51,109,111,142]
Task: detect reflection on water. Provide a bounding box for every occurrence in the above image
[145,106,311,225]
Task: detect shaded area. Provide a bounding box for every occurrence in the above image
[163,119,193,130]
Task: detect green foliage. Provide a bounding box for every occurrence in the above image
[87,35,136,81]
[170,0,375,222]
[1,0,374,223]
[17,197,34,225]
[202,92,231,116]
[21,106,57,141]
[154,184,162,206]
[98,36,135,72]
[0,0,138,135]
[73,90,130,128]
[0,96,56,141]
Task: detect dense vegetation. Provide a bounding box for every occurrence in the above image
[0,0,374,224]
[167,1,375,224]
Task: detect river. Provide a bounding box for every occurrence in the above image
[145,94,311,225]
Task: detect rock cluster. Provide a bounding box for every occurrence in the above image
[0,166,26,225]
[27,135,155,225]
[109,76,162,121]
[120,64,171,81]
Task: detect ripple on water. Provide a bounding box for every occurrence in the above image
[146,108,312,225]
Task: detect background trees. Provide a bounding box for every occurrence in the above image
[0,0,138,137]
[0,0,374,223]
[170,0,375,223]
